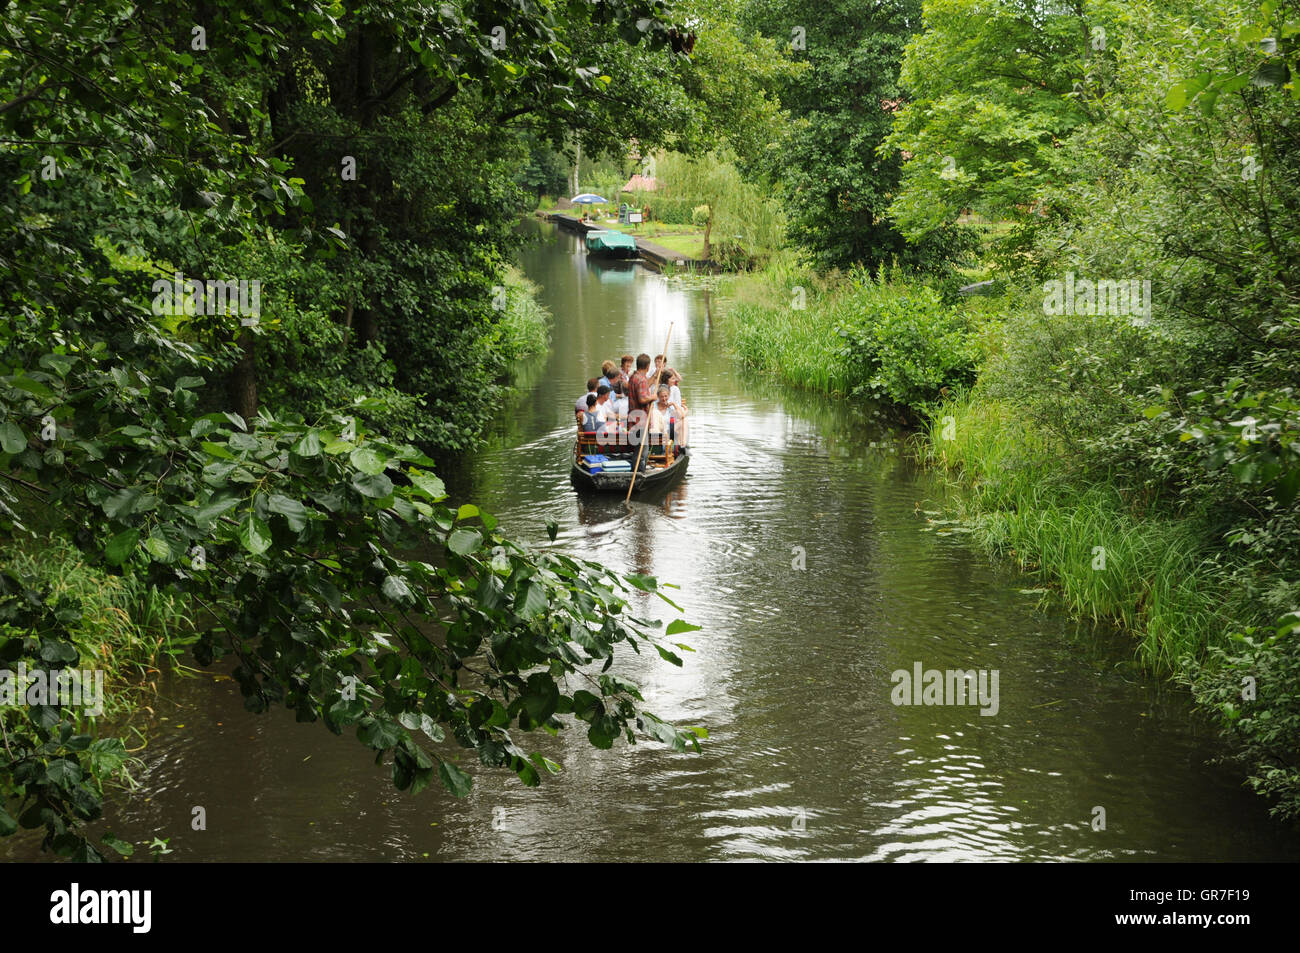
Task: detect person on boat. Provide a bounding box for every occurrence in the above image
[627,354,655,471]
[581,393,607,434]
[609,381,629,429]
[648,384,678,451]
[653,354,667,381]
[593,384,612,428]
[664,369,687,449]
[618,354,634,388]
[600,360,619,390]
[575,377,599,425]
[665,368,686,412]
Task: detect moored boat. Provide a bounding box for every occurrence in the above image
[583,229,639,259]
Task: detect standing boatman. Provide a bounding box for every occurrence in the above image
[626,353,655,471]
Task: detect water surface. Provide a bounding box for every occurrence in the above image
[8,220,1296,862]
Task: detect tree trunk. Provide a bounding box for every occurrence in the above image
[571,138,580,197]
[341,294,355,350]
[228,328,258,420]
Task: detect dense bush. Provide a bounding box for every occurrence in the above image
[836,283,977,412]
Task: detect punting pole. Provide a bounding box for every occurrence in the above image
[625,321,674,503]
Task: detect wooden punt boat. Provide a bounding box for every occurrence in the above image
[583,229,639,259]
[570,434,689,495]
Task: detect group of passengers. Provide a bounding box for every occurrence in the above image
[574,352,688,460]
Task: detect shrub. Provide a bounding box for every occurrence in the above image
[837,285,978,412]
[1183,619,1300,820]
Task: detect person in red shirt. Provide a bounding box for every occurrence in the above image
[627,353,655,470]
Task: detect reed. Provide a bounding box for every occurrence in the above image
[1,535,197,712]
[925,394,1244,673]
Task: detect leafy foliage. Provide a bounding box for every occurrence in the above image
[0,0,704,861]
[743,0,971,272]
[836,282,978,411]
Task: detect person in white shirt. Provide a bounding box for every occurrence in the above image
[609,381,629,423]
[665,369,687,448]
[593,384,612,426]
[648,384,678,448]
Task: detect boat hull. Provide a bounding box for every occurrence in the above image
[586,246,639,260]
[570,449,689,495]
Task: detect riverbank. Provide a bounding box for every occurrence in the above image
[540,211,716,270]
[712,263,1299,821]
[0,527,196,858]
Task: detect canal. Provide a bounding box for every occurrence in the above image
[10,218,1298,861]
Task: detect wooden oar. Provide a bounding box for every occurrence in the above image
[625,321,674,502]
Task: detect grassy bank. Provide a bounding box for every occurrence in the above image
[716,259,985,411]
[1,531,198,856]
[494,264,552,363]
[714,263,1239,672]
[923,396,1242,673]
[715,262,1299,817]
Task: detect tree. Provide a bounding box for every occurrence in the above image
[883,0,1095,238]
[742,0,967,272]
[0,0,704,861]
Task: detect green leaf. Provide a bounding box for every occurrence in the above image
[100,833,135,857]
[1252,60,1291,87]
[409,470,447,500]
[0,422,25,454]
[104,528,140,565]
[267,493,309,532]
[144,534,173,562]
[0,807,17,836]
[349,447,387,475]
[655,644,683,666]
[200,440,236,460]
[381,574,415,605]
[521,672,559,722]
[357,717,404,750]
[516,582,549,619]
[447,528,481,555]
[456,503,479,520]
[351,471,393,499]
[665,619,702,636]
[102,486,146,519]
[1166,73,1212,111]
[531,752,562,775]
[438,759,473,797]
[194,495,240,527]
[587,715,618,749]
[239,514,272,555]
[292,430,322,457]
[45,759,83,788]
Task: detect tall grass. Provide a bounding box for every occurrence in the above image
[716,256,850,394]
[1,535,197,714]
[925,395,1242,672]
[492,264,552,362]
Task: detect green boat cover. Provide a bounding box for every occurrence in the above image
[584,230,638,254]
